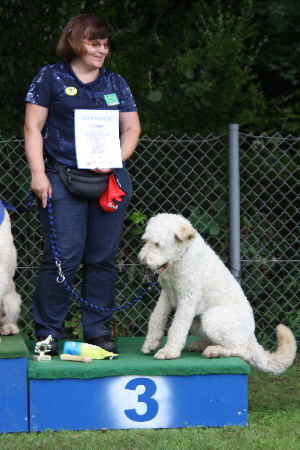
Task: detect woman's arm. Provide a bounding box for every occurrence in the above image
[119,111,141,161]
[24,103,51,207]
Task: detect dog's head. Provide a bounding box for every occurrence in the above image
[138,213,196,273]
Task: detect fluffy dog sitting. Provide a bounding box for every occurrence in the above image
[139,213,297,374]
[0,201,21,335]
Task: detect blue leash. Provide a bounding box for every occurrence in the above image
[27,193,159,313]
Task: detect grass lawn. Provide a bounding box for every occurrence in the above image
[0,357,299,450]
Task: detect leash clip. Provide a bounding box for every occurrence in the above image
[55,259,65,283]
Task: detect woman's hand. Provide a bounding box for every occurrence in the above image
[93,168,112,173]
[31,172,52,208]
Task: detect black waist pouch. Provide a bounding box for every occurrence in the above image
[56,163,109,199]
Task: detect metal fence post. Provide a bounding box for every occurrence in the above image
[229,123,241,283]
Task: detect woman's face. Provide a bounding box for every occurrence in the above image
[79,38,109,69]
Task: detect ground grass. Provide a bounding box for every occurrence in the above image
[1,358,299,450]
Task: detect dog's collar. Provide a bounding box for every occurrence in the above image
[0,200,16,224]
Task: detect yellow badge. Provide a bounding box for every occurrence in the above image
[65,86,78,96]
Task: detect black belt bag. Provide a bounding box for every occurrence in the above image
[56,163,109,199]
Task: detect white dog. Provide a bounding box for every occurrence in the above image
[139,213,297,374]
[0,202,21,335]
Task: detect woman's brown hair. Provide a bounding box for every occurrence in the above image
[56,14,113,61]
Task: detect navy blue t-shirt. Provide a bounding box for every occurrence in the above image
[25,62,137,167]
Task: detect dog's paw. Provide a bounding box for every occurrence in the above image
[202,345,228,358]
[141,338,161,354]
[154,346,180,360]
[0,323,19,336]
[141,345,152,354]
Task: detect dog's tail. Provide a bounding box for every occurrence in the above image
[248,324,297,374]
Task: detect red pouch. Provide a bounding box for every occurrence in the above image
[98,173,127,212]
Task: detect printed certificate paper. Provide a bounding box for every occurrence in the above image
[74,109,123,169]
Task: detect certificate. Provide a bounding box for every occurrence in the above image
[74,109,123,169]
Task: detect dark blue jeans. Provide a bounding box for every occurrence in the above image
[33,167,132,340]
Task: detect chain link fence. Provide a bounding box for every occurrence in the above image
[0,130,299,346]
[239,132,299,346]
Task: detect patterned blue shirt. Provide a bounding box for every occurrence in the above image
[25,62,137,166]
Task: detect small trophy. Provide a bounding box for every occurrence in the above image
[34,335,55,361]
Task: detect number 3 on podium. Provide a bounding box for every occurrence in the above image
[124,377,159,422]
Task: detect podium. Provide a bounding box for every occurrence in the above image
[0,335,29,433]
[28,337,250,431]
[0,335,250,432]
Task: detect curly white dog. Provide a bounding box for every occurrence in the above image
[0,202,21,335]
[139,213,297,374]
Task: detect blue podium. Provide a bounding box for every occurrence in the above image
[0,335,250,432]
[0,335,29,433]
[28,337,250,431]
[30,374,248,431]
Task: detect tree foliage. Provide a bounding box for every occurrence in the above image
[0,0,300,136]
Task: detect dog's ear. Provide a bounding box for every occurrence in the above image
[175,225,195,242]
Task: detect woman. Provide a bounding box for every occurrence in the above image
[24,14,141,353]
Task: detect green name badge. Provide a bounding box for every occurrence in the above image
[104,93,119,106]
